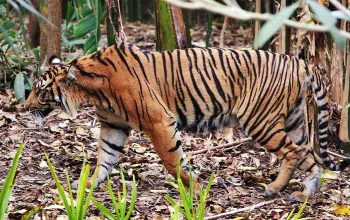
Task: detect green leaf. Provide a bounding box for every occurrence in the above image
[308,0,346,49]
[11,0,53,26]
[94,0,102,49]
[125,175,137,220]
[3,20,15,31]
[24,76,33,90]
[83,34,97,54]
[45,153,72,217]
[293,198,308,219]
[91,198,116,220]
[65,170,76,219]
[254,2,299,49]
[82,166,99,218]
[14,72,25,102]
[73,13,96,38]
[107,174,119,216]
[0,143,23,220]
[20,206,40,220]
[0,4,6,14]
[32,48,40,61]
[65,0,75,26]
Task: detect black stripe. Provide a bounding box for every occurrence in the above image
[168,140,181,152]
[102,139,125,153]
[105,57,117,71]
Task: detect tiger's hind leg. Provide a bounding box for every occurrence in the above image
[248,122,303,196]
[286,98,322,201]
[290,155,322,201]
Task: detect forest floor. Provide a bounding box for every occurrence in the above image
[1,21,350,220]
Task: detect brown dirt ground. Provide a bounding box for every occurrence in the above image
[1,21,350,220]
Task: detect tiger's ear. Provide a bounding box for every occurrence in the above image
[49,55,62,65]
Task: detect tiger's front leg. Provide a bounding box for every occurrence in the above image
[72,119,130,189]
[94,120,130,186]
[147,119,197,187]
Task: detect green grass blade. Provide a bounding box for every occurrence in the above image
[188,167,193,209]
[177,177,192,219]
[82,166,99,218]
[107,174,119,214]
[165,195,186,216]
[45,153,72,217]
[0,143,23,219]
[20,206,40,220]
[286,208,295,220]
[91,198,116,220]
[65,170,76,219]
[120,172,127,218]
[125,175,137,220]
[293,198,308,220]
[76,164,90,219]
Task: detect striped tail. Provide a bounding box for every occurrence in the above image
[306,64,350,171]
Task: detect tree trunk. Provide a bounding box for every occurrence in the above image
[27,0,40,47]
[40,0,62,62]
[155,0,190,51]
[339,0,350,143]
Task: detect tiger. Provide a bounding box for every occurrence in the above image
[25,42,350,201]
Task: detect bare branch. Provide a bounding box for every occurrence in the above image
[165,0,350,39]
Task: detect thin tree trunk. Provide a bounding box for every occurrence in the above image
[340,54,350,142]
[254,0,261,41]
[27,0,40,47]
[155,0,190,51]
[339,0,350,143]
[219,16,229,48]
[40,0,62,62]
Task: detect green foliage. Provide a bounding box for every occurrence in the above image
[63,0,103,54]
[165,167,215,220]
[307,0,345,49]
[254,2,299,49]
[286,199,310,220]
[0,143,24,219]
[254,0,347,49]
[45,153,99,220]
[91,172,137,220]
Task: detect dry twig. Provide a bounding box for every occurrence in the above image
[204,199,278,220]
[189,137,252,155]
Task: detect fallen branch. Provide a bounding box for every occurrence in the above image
[327,150,348,159]
[189,137,252,156]
[204,199,277,220]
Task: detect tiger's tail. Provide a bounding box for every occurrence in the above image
[306,63,350,171]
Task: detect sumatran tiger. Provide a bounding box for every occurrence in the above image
[25,42,350,201]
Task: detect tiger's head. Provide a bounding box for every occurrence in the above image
[25,56,79,118]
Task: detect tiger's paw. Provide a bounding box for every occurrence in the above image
[71,179,99,190]
[265,183,282,196]
[289,191,308,202]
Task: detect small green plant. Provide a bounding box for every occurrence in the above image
[165,167,215,220]
[45,153,98,220]
[91,172,137,220]
[286,198,310,220]
[0,143,24,219]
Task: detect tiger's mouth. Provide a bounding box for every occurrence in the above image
[29,108,54,118]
